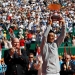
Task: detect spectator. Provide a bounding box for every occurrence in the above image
[60,54,75,75]
[27,53,38,75]
[59,56,63,69]
[72,36,75,46]
[19,36,25,49]
[4,38,28,75]
[64,33,70,46]
[0,30,3,40]
[31,32,36,43]
[3,31,6,38]
[27,31,32,40]
[1,37,5,48]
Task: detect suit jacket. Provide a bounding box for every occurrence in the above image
[60,61,75,75]
[4,49,28,75]
[27,60,38,75]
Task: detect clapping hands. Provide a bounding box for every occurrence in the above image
[10,47,21,56]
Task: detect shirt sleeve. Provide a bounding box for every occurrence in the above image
[40,25,52,52]
[55,24,66,47]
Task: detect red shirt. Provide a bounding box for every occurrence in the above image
[7,15,11,21]
[20,39,25,46]
[9,28,13,33]
[27,33,32,39]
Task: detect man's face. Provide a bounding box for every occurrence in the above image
[47,32,55,43]
[65,55,71,62]
[29,54,34,62]
[12,38,20,49]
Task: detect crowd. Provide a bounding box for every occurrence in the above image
[0,0,75,49]
[0,0,75,75]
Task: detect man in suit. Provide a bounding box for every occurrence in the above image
[4,38,28,75]
[60,54,75,75]
[27,53,38,75]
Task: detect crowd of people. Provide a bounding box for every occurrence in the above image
[0,0,75,75]
[0,0,75,49]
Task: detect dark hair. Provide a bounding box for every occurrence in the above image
[47,30,55,38]
[47,30,55,43]
[49,30,55,34]
[29,53,34,56]
[73,23,75,27]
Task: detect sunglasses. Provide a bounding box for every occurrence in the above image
[29,57,33,58]
[66,58,70,59]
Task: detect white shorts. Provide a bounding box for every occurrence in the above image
[42,73,60,75]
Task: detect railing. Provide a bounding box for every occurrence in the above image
[58,46,75,56]
[0,46,75,73]
[1,46,75,58]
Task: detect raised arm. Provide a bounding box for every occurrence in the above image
[55,19,66,47]
[40,21,52,51]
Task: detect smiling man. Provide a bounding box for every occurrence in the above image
[40,19,66,75]
[4,38,28,75]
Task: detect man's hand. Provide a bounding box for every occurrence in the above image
[68,66,71,70]
[47,19,52,25]
[17,50,22,56]
[10,48,15,56]
[64,64,67,70]
[59,18,65,25]
[28,64,31,70]
[49,19,52,25]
